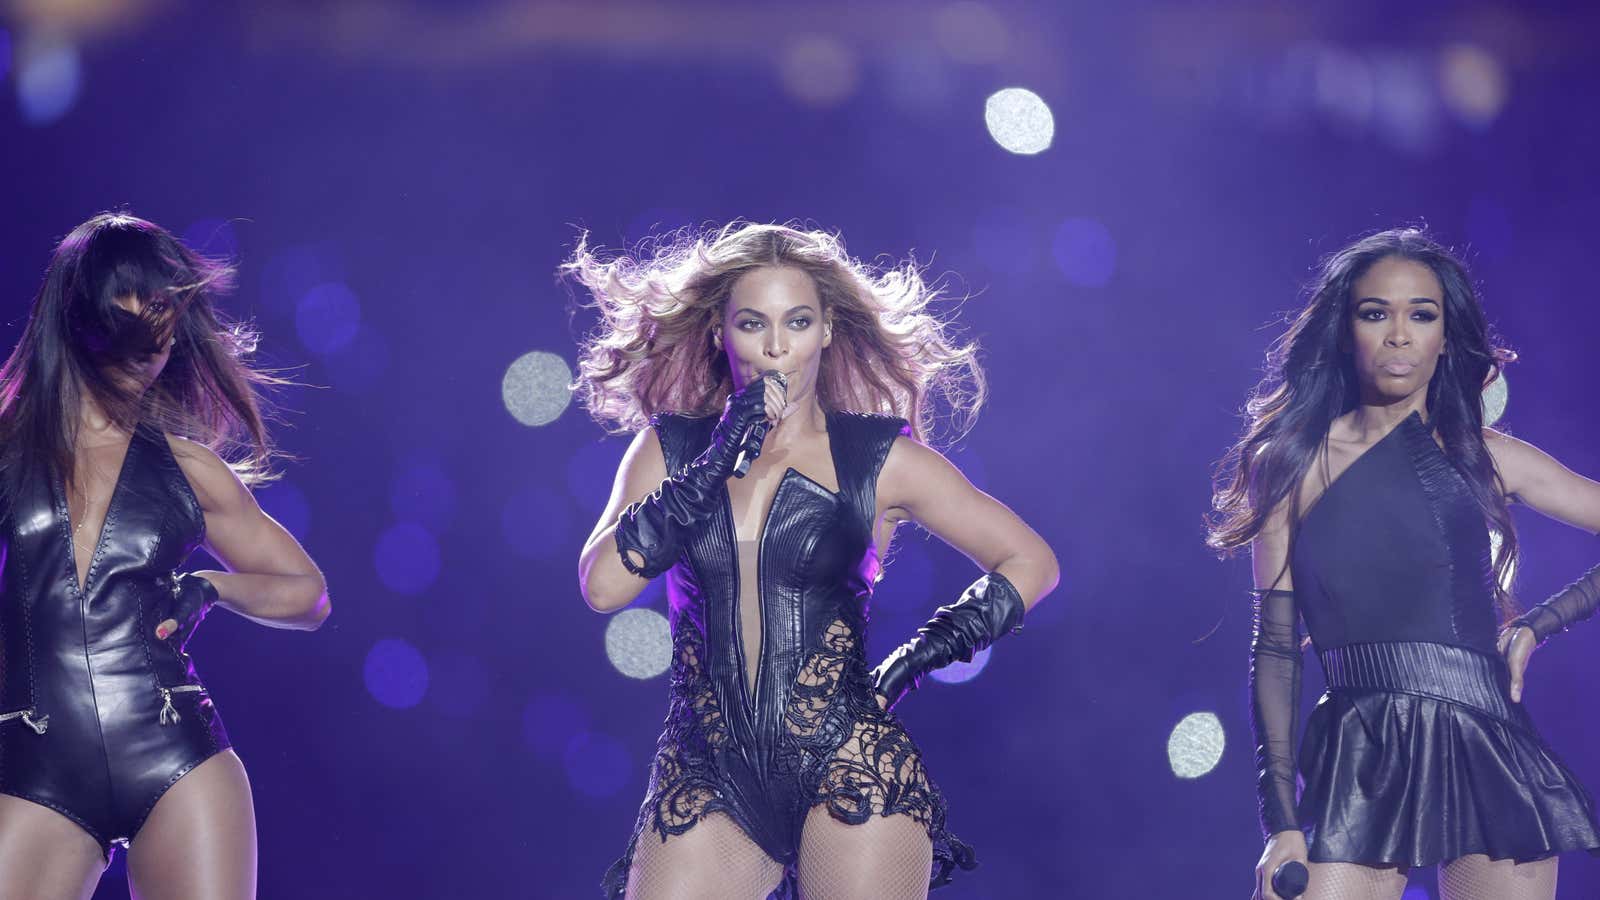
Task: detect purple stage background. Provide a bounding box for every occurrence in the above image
[2,3,1599,897]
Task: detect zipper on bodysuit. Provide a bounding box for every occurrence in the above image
[157,685,205,725]
[0,708,49,734]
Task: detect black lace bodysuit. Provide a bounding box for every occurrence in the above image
[603,411,972,897]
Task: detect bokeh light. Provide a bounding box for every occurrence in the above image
[373,521,441,595]
[1052,217,1117,288]
[563,731,631,798]
[16,33,82,126]
[501,351,573,426]
[1482,372,1508,428]
[391,455,458,533]
[427,651,490,720]
[363,638,429,709]
[256,479,312,542]
[295,282,362,355]
[605,608,673,679]
[984,87,1053,155]
[523,693,589,759]
[1439,44,1508,129]
[934,2,1009,65]
[778,35,859,109]
[1167,711,1226,778]
[930,645,991,684]
[501,481,576,561]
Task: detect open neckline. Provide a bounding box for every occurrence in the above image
[1299,410,1426,526]
[59,432,138,597]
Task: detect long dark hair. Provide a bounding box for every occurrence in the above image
[0,212,286,491]
[1208,228,1519,616]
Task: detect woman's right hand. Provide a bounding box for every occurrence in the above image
[1255,829,1309,900]
[707,372,783,471]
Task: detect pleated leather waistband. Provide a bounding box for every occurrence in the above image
[1318,641,1514,723]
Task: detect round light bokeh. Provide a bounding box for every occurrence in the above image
[605,608,673,679]
[373,521,442,595]
[15,33,81,126]
[295,282,362,356]
[984,87,1054,155]
[930,646,991,684]
[779,34,860,108]
[1052,217,1117,288]
[1167,711,1226,778]
[1482,372,1508,428]
[363,638,430,710]
[501,351,573,427]
[564,731,631,798]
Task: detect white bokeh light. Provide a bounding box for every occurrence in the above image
[984,87,1054,155]
[605,608,672,679]
[1168,711,1225,778]
[501,350,573,427]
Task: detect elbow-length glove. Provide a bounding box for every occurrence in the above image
[1251,588,1303,838]
[1511,560,1600,646]
[870,571,1026,710]
[612,376,771,579]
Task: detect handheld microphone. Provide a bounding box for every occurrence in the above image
[1271,861,1309,898]
[732,371,786,478]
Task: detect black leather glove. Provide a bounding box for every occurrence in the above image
[871,571,1026,710]
[1512,560,1600,646]
[614,375,772,578]
[160,572,219,652]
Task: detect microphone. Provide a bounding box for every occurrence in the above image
[1271,861,1309,898]
[732,371,786,478]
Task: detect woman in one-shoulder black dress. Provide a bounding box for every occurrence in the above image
[1210,229,1600,900]
[568,224,1058,899]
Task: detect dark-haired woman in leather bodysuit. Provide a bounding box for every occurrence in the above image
[0,213,330,900]
[569,223,1059,899]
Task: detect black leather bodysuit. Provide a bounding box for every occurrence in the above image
[0,426,228,853]
[604,411,971,896]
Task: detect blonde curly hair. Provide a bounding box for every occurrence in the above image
[564,221,985,444]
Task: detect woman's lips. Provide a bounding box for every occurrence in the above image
[1381,361,1416,376]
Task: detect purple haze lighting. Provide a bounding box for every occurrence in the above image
[295,282,362,355]
[501,482,576,561]
[427,651,490,720]
[16,35,82,126]
[181,218,240,259]
[363,638,430,709]
[930,646,991,684]
[256,479,312,542]
[563,731,632,799]
[565,438,627,510]
[391,456,457,533]
[321,326,391,395]
[522,693,590,760]
[373,521,441,595]
[1051,218,1117,288]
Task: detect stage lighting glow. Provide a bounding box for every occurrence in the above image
[1440,44,1508,129]
[501,351,573,427]
[256,479,312,542]
[363,638,430,709]
[930,646,991,684]
[181,218,239,259]
[373,521,441,595]
[295,282,362,355]
[501,482,575,561]
[1482,373,1508,427]
[429,651,489,719]
[934,2,1008,65]
[984,87,1053,155]
[523,693,590,759]
[391,456,457,532]
[15,32,82,126]
[1052,217,1117,288]
[1167,711,1225,778]
[605,608,672,680]
[779,35,860,108]
[564,731,631,798]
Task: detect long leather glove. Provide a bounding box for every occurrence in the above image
[613,376,771,578]
[1511,560,1600,646]
[871,571,1025,710]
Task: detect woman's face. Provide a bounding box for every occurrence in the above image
[107,292,175,388]
[719,266,830,409]
[1347,255,1446,405]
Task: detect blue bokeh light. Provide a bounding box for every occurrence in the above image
[373,521,442,595]
[363,638,430,709]
[295,282,362,355]
[16,35,81,126]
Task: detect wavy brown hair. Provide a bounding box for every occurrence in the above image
[0,212,288,492]
[565,222,985,443]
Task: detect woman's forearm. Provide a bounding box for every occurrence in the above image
[195,570,329,630]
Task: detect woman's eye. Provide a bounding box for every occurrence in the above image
[738,320,764,331]
[1359,309,1385,321]
[1412,311,1438,322]
[789,317,811,329]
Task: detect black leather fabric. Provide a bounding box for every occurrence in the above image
[604,411,975,897]
[0,426,228,852]
[870,571,1025,710]
[1275,411,1600,866]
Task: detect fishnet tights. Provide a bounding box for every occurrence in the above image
[624,812,784,900]
[1301,863,1407,900]
[1297,857,1558,900]
[797,806,933,900]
